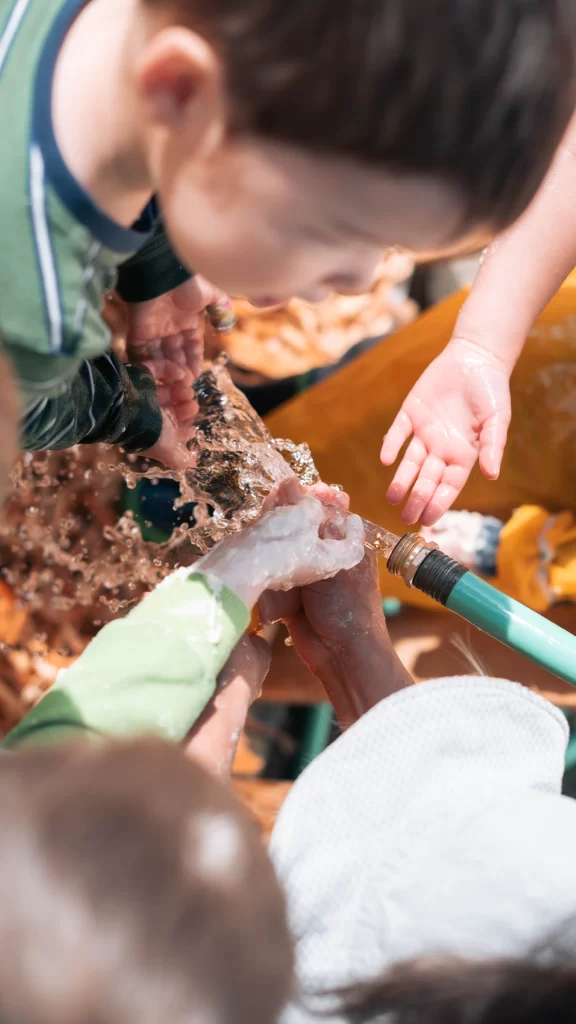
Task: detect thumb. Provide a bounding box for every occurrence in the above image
[183,275,235,332]
[478,409,510,481]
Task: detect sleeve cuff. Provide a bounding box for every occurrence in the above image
[116,223,192,303]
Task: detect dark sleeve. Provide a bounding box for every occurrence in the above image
[116,221,192,303]
[20,353,162,453]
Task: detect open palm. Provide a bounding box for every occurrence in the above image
[380,340,511,526]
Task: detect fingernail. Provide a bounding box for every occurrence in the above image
[206,299,236,332]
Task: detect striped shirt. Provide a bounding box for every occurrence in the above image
[0,0,187,452]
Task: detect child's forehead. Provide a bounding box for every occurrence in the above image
[242,140,465,249]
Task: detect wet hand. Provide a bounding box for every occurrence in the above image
[260,486,387,678]
[125,275,233,376]
[140,408,196,471]
[380,339,511,526]
[259,488,411,721]
[126,276,234,432]
[196,479,365,607]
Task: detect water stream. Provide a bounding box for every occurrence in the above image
[0,359,320,658]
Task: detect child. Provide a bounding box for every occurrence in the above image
[3,479,364,748]
[266,538,576,1024]
[0,738,294,1024]
[381,110,576,529]
[1,0,575,466]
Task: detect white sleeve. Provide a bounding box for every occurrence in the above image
[270,677,568,1005]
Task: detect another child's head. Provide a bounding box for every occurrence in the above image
[0,739,293,1024]
[135,0,576,302]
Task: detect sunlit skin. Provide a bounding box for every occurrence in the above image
[382,112,576,526]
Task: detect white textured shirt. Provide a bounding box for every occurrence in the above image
[270,678,576,1022]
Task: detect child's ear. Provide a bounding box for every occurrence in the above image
[136,27,224,141]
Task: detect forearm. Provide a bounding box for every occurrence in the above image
[455,131,576,371]
[13,348,162,453]
[3,573,250,749]
[305,625,413,729]
[186,678,254,777]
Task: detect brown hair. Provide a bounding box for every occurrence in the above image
[145,0,576,234]
[0,739,293,1024]
[338,955,576,1023]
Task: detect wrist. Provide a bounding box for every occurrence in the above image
[446,334,517,377]
[196,548,268,609]
[451,301,527,376]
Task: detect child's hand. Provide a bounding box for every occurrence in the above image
[196,479,365,607]
[125,275,231,378]
[380,339,511,526]
[126,276,233,434]
[141,409,196,471]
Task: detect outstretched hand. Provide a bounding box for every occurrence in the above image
[380,339,511,526]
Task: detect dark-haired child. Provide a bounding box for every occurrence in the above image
[1,0,575,466]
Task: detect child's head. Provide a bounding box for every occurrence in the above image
[0,739,293,1024]
[136,0,576,303]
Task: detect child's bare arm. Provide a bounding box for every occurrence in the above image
[455,116,576,372]
[381,113,576,527]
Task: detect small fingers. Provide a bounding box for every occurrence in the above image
[386,436,427,505]
[308,481,350,512]
[181,329,205,377]
[143,356,190,386]
[419,463,470,527]
[263,478,306,512]
[161,334,185,367]
[400,454,445,525]
[172,399,198,424]
[381,409,413,465]
[167,380,195,402]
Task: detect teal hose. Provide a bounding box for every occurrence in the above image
[293,703,334,777]
[447,573,576,687]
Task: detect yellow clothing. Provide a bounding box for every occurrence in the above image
[266,275,576,612]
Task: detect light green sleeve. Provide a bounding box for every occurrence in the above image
[3,572,250,749]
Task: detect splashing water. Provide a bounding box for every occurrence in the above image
[0,360,319,667]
